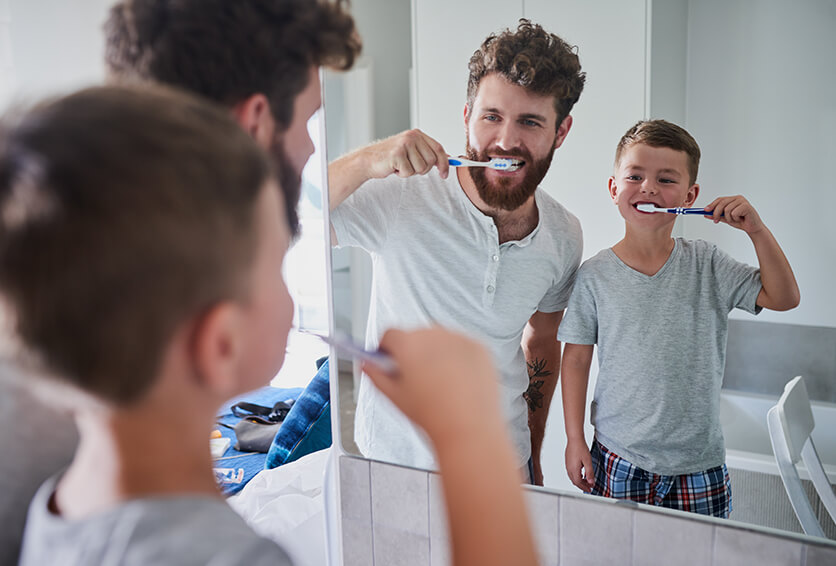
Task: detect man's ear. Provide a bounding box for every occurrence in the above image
[231,93,275,149]
[608,176,619,203]
[190,302,245,398]
[553,115,573,149]
[685,183,700,207]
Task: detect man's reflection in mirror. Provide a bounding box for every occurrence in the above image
[329,19,585,485]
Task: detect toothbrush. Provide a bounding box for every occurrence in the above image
[302,330,398,375]
[636,204,721,216]
[448,157,522,171]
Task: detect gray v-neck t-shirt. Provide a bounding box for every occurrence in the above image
[19,474,293,566]
[558,238,762,475]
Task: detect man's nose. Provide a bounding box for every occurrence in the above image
[495,122,521,151]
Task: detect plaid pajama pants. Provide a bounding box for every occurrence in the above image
[589,439,732,518]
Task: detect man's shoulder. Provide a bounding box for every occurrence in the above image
[534,190,582,237]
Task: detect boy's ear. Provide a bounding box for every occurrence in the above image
[231,93,276,150]
[553,115,573,149]
[190,302,246,397]
[608,176,619,202]
[685,183,700,207]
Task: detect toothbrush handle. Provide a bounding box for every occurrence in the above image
[668,207,724,216]
[448,157,478,167]
[675,207,710,215]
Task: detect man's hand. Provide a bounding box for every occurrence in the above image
[365,129,450,180]
[328,128,449,211]
[565,437,595,492]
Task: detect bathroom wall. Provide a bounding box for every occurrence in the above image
[682,0,836,401]
[338,454,836,566]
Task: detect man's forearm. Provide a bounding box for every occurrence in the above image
[524,341,561,456]
[328,150,371,211]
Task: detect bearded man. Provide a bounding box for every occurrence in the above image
[329,19,585,485]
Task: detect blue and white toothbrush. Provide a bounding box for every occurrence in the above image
[448,157,522,171]
[636,204,721,216]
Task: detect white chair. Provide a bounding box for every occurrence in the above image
[767,375,836,537]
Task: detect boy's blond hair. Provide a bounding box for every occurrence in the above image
[615,120,701,185]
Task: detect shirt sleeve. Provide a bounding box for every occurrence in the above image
[536,213,583,313]
[331,176,405,254]
[556,262,598,345]
[708,243,763,315]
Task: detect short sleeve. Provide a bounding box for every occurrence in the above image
[556,264,598,345]
[709,243,763,315]
[536,213,583,313]
[331,176,405,253]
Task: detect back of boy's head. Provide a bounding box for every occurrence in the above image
[0,85,272,405]
[615,120,701,185]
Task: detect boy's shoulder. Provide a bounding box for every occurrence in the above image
[21,475,292,566]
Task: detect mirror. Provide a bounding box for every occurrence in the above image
[326,0,836,541]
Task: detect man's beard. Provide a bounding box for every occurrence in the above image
[269,135,302,237]
[465,140,556,211]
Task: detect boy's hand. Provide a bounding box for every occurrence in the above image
[703,195,765,235]
[565,438,595,492]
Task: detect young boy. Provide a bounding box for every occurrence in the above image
[0,85,538,566]
[558,120,799,517]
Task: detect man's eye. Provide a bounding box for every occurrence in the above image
[521,119,540,127]
[484,115,499,122]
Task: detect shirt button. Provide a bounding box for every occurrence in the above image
[492,255,499,262]
[487,285,495,293]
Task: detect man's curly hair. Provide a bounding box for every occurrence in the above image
[467,19,586,129]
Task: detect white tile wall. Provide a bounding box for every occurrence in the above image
[339,455,836,566]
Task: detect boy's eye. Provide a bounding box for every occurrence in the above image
[626,175,641,181]
[659,178,675,184]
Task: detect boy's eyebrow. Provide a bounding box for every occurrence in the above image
[623,164,683,176]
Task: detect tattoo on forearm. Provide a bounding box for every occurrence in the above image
[524,358,552,412]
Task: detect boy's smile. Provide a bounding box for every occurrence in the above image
[609,144,699,223]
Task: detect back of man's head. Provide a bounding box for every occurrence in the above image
[467,19,586,129]
[105,0,359,130]
[104,0,361,236]
[0,85,271,405]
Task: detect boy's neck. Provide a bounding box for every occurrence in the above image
[612,223,677,276]
[55,397,221,519]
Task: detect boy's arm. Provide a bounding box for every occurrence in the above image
[561,342,595,491]
[704,196,800,311]
[328,129,449,211]
[522,310,563,486]
[364,328,539,566]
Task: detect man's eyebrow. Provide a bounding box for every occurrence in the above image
[518,113,548,123]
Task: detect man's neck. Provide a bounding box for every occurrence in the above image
[55,400,220,520]
[456,168,539,243]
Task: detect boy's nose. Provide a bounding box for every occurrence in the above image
[640,179,658,195]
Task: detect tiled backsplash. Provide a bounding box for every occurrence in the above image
[339,455,836,566]
[724,320,836,403]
